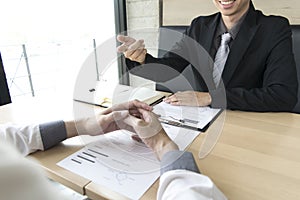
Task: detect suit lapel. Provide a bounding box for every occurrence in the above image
[222,4,259,85]
[198,14,220,90]
[200,14,220,53]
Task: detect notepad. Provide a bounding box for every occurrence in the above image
[74,82,164,108]
[153,102,222,132]
[95,83,164,107]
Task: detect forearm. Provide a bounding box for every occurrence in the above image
[210,86,297,112]
[125,53,189,82]
[142,129,179,161]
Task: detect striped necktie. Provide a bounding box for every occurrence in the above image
[213,32,231,87]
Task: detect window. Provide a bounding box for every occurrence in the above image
[0,0,124,101]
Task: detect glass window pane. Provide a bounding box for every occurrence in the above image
[0,0,117,101]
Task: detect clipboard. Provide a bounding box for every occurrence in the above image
[153,102,223,132]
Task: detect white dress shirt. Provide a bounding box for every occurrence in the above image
[0,139,70,200]
[0,123,44,156]
[0,122,227,200]
[158,170,227,200]
[0,120,67,156]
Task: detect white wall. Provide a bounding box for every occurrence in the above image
[126,0,160,88]
[163,0,300,25]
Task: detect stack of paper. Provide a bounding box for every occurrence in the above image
[57,124,200,199]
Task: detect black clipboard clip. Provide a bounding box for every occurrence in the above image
[158,109,223,132]
[158,117,200,131]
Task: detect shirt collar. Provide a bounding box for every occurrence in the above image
[216,9,249,40]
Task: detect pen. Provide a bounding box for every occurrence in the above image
[150,96,166,106]
[131,134,145,144]
[159,118,200,131]
[73,99,108,108]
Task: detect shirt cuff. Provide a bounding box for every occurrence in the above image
[210,87,227,109]
[160,151,200,175]
[39,120,67,150]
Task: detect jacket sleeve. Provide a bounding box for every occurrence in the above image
[158,151,227,200]
[124,23,201,82]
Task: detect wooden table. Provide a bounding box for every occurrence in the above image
[1,97,300,200]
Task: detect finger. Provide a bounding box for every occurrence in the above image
[136,108,150,122]
[135,49,147,63]
[117,35,135,44]
[117,35,136,53]
[110,100,152,112]
[117,41,145,54]
[124,49,145,60]
[131,134,144,143]
[123,40,144,55]
[128,49,146,62]
[129,109,143,118]
[123,40,145,59]
[114,122,136,133]
[129,100,152,111]
[102,100,152,117]
[117,44,129,53]
[164,95,178,103]
[128,39,145,50]
[126,49,143,59]
[123,49,135,58]
[103,101,131,114]
[103,111,129,124]
[170,101,181,106]
[123,114,141,127]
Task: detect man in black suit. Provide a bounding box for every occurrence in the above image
[117,0,298,112]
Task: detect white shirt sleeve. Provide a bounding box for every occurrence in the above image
[0,123,44,156]
[0,140,71,200]
[158,170,228,200]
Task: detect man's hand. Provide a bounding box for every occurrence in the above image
[69,100,152,137]
[117,35,147,64]
[163,91,212,107]
[124,109,178,160]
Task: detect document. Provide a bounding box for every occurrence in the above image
[74,83,164,108]
[153,102,222,131]
[57,125,200,200]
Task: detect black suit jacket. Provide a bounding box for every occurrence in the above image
[0,53,11,106]
[127,2,298,112]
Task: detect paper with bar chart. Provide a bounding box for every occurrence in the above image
[57,124,200,199]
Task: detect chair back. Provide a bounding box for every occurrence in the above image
[291,25,300,113]
[0,52,12,106]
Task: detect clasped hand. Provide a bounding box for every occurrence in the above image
[75,100,178,160]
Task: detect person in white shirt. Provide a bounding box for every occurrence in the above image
[0,100,151,156]
[0,100,227,200]
[125,108,227,200]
